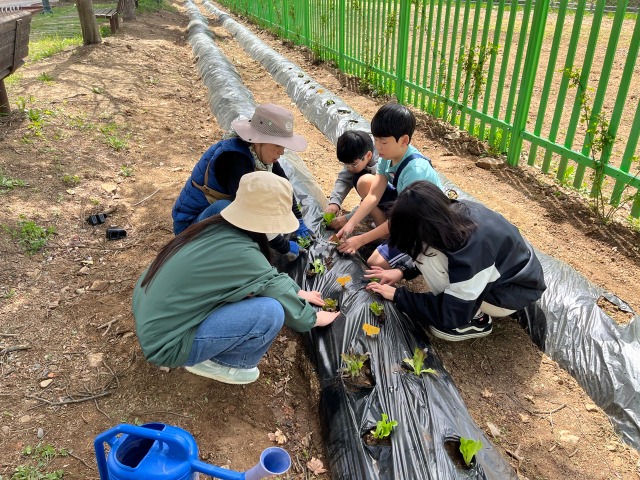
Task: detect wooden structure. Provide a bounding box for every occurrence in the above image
[94,0,125,35]
[0,10,30,114]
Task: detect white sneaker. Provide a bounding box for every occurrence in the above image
[185,360,259,385]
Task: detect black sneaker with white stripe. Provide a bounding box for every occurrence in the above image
[429,313,493,341]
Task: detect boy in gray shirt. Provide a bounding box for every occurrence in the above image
[326,130,397,230]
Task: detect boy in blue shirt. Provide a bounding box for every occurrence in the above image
[336,102,442,269]
[325,130,398,230]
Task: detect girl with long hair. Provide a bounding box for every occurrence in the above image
[365,181,546,341]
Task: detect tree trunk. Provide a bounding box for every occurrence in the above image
[77,0,102,45]
[122,0,136,22]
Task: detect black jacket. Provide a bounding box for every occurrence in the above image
[394,201,546,329]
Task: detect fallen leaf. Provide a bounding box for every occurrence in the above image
[336,276,351,287]
[362,323,380,337]
[486,421,501,438]
[519,413,530,423]
[481,388,493,398]
[306,457,327,475]
[523,394,535,404]
[267,429,287,445]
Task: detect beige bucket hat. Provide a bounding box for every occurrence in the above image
[220,171,299,234]
[231,104,308,152]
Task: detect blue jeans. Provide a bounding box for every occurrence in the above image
[185,297,284,369]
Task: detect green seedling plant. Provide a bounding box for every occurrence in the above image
[4,217,56,255]
[459,437,483,466]
[119,165,134,177]
[0,172,27,191]
[296,235,312,249]
[11,442,68,479]
[372,413,397,440]
[403,347,437,376]
[341,351,368,378]
[369,301,384,317]
[61,174,80,186]
[322,212,336,228]
[311,258,325,275]
[322,298,338,312]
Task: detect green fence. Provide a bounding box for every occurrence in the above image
[217,0,640,218]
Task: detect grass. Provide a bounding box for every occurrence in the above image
[26,0,172,63]
[4,218,56,255]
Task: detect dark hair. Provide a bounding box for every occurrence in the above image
[336,130,374,163]
[140,215,272,290]
[371,103,416,142]
[389,181,477,259]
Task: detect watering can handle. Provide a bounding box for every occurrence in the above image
[93,424,192,480]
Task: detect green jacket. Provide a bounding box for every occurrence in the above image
[132,223,316,367]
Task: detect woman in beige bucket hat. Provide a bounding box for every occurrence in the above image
[172,104,314,261]
[134,172,340,385]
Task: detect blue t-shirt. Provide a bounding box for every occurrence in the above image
[376,145,441,192]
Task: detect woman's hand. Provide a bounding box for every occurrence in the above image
[329,215,348,230]
[364,266,404,286]
[314,310,341,327]
[298,290,325,307]
[337,235,364,255]
[325,203,340,215]
[366,281,396,301]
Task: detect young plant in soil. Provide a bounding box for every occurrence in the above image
[363,413,397,446]
[459,437,483,467]
[296,235,312,249]
[322,212,336,228]
[369,301,385,321]
[341,350,374,390]
[341,351,368,378]
[322,298,338,312]
[403,347,437,376]
[306,258,325,278]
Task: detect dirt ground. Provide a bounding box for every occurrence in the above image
[1,2,640,479]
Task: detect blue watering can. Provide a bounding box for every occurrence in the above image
[94,423,291,480]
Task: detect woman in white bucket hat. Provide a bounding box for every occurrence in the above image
[172,104,314,261]
[134,172,340,385]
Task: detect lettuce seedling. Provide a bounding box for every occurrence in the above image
[369,301,384,316]
[459,437,483,466]
[341,352,368,378]
[372,413,397,440]
[403,347,437,376]
[311,259,325,274]
[322,298,338,312]
[296,236,312,249]
[322,212,336,228]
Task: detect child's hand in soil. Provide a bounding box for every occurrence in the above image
[298,289,325,307]
[364,266,404,286]
[338,234,365,255]
[330,214,348,230]
[314,310,341,327]
[366,281,396,301]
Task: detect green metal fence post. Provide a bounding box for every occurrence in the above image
[506,0,550,166]
[338,0,345,70]
[395,0,411,102]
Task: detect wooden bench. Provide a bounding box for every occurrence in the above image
[0,10,31,114]
[94,0,125,35]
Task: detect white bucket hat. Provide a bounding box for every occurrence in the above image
[220,171,299,234]
[231,104,308,152]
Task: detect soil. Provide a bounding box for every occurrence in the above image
[1,1,640,479]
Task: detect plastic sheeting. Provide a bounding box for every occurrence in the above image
[184,2,516,477]
[201,2,640,451]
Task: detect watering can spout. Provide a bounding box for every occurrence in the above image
[192,446,291,480]
[95,423,291,480]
